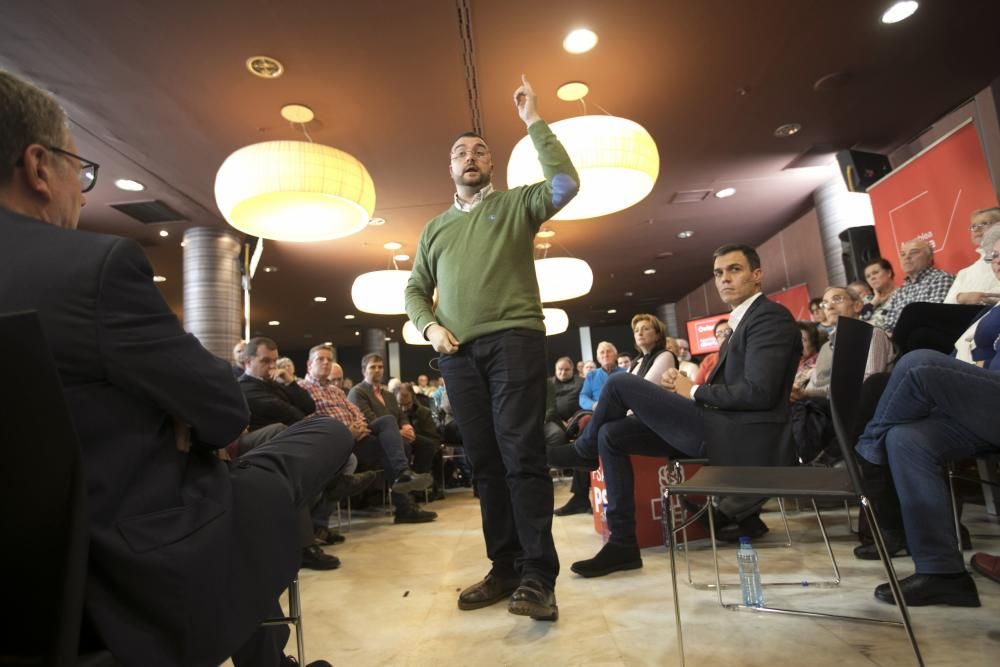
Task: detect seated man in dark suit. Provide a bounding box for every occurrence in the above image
[552,243,800,577]
[0,70,349,666]
[394,381,445,499]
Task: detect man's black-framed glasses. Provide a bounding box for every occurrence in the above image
[15,145,100,193]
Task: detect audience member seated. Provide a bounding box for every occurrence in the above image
[395,381,446,500]
[550,244,801,576]
[276,356,300,383]
[299,346,436,525]
[810,296,836,336]
[861,258,898,326]
[0,69,349,666]
[438,386,474,487]
[579,341,624,410]
[232,339,246,378]
[616,352,632,369]
[582,359,597,376]
[856,349,999,607]
[945,207,1000,306]
[631,313,676,382]
[694,319,731,384]
[848,279,873,300]
[791,321,820,393]
[672,337,700,378]
[546,356,590,515]
[955,224,1000,362]
[875,238,955,334]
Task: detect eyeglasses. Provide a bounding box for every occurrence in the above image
[15,145,100,193]
[819,294,850,309]
[970,221,998,233]
[450,148,490,161]
[983,251,1000,264]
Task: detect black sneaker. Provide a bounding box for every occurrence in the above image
[300,544,340,570]
[394,505,438,524]
[391,468,433,494]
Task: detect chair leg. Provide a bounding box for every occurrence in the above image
[948,465,963,550]
[811,500,842,585]
[862,496,924,667]
[664,489,687,667]
[288,578,305,666]
[776,497,792,547]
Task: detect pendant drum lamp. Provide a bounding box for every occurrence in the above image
[351,269,410,315]
[543,308,569,335]
[215,140,376,242]
[507,115,659,220]
[534,257,593,302]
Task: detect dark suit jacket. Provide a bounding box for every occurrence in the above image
[695,294,801,466]
[0,209,299,667]
[239,373,315,429]
[348,381,409,427]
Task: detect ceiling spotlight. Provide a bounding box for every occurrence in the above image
[246,55,284,79]
[263,266,278,273]
[354,331,360,336]
[368,217,386,226]
[715,187,736,198]
[624,291,634,297]
[677,230,694,239]
[280,103,315,124]
[159,230,169,237]
[607,308,617,314]
[314,296,327,302]
[383,241,403,251]
[537,229,556,238]
[180,240,187,247]
[563,28,598,54]
[268,320,280,326]
[344,314,356,320]
[152,275,166,283]
[773,123,802,138]
[557,81,590,102]
[393,254,410,262]
[384,336,391,341]
[324,341,333,346]
[881,1,918,24]
[114,178,145,192]
[643,268,656,275]
[535,242,552,250]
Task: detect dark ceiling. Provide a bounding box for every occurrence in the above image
[2,0,999,347]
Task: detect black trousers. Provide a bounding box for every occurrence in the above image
[438,328,559,587]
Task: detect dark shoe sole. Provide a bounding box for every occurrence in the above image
[853,543,908,561]
[457,584,519,611]
[394,514,436,524]
[508,599,559,621]
[391,473,433,494]
[874,589,980,607]
[570,559,643,579]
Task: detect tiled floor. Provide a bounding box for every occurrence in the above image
[252,485,1000,666]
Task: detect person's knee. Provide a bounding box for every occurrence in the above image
[884,423,941,468]
[370,414,395,432]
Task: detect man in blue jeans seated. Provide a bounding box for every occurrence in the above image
[551,243,801,577]
[856,349,1000,607]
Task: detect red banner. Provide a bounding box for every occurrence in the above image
[767,283,812,321]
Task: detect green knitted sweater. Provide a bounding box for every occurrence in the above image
[405,121,579,344]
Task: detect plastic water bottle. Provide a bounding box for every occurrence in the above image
[600,502,610,543]
[736,537,765,607]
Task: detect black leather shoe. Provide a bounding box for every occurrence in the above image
[300,544,341,570]
[458,571,520,610]
[874,572,980,607]
[554,496,592,516]
[391,468,433,494]
[394,505,437,524]
[508,577,558,621]
[570,541,643,578]
[716,514,769,543]
[854,531,908,560]
[547,444,599,471]
[313,526,346,545]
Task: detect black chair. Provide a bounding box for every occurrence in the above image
[0,311,115,666]
[662,317,923,666]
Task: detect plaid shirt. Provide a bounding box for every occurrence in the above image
[298,374,364,425]
[875,266,954,332]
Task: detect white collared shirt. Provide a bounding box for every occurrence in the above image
[453,183,495,212]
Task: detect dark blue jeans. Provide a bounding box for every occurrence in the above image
[438,328,558,587]
[856,350,1000,573]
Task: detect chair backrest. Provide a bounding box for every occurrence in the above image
[0,311,90,665]
[828,316,874,495]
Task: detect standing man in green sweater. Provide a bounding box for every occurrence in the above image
[405,75,579,621]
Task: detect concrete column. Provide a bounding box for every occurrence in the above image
[656,303,679,337]
[578,325,593,361]
[362,328,387,379]
[182,227,242,359]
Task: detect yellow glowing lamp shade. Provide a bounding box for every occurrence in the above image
[351,269,410,314]
[507,115,659,220]
[215,140,376,242]
[402,320,431,345]
[543,308,569,336]
[534,257,593,302]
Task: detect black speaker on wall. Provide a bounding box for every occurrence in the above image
[840,226,881,284]
[836,149,892,191]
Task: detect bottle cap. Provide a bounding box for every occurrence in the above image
[739,536,751,545]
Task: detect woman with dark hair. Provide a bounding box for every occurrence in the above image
[793,321,821,393]
[863,258,897,326]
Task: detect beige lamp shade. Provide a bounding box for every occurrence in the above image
[543,308,569,335]
[215,140,376,242]
[534,257,593,302]
[351,269,410,314]
[507,115,659,220]
[402,320,431,345]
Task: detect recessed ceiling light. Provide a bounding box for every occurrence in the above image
[280,103,315,124]
[152,275,166,283]
[114,178,145,192]
[563,28,598,54]
[557,81,589,102]
[368,217,386,226]
[881,1,918,24]
[354,331,360,336]
[607,308,617,314]
[383,241,402,251]
[677,230,694,239]
[625,291,634,297]
[715,187,736,199]
[246,55,284,79]
[314,296,327,302]
[384,336,391,341]
[537,229,556,238]
[535,242,552,250]
[393,254,410,262]
[268,320,280,326]
[344,314,356,320]
[263,266,278,273]
[323,341,333,346]
[773,123,802,138]
[158,230,169,237]
[643,268,656,275]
